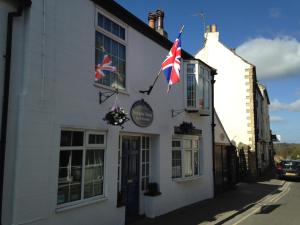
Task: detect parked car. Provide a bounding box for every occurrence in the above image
[276,160,300,180]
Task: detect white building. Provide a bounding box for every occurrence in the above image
[195,24,272,178]
[0,1,216,225]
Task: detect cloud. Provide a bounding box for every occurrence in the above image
[236,36,300,80]
[270,99,300,112]
[270,116,284,123]
[296,90,300,96]
[269,8,281,18]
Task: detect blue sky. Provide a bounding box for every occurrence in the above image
[115,0,300,143]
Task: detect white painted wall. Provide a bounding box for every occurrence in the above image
[2,0,214,224]
[196,31,252,147]
[214,112,231,145]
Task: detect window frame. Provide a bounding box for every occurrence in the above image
[95,9,127,91]
[172,135,201,180]
[183,60,211,115]
[57,129,107,209]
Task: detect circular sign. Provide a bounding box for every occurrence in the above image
[130,100,153,127]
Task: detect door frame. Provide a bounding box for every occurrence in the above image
[118,133,151,218]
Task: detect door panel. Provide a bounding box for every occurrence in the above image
[121,136,141,223]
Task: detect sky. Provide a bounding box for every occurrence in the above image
[115,0,300,143]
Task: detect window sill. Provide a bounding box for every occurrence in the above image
[93,83,129,96]
[172,175,202,182]
[185,108,211,116]
[55,197,108,213]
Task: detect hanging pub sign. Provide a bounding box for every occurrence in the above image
[130,99,153,127]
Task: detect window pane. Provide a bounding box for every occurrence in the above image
[97,13,104,28]
[112,21,119,36]
[172,150,182,178]
[60,131,72,146]
[187,74,196,107]
[119,45,125,60]
[57,150,83,204]
[204,78,210,110]
[70,184,81,201]
[172,140,181,148]
[84,150,104,198]
[187,64,195,73]
[184,150,193,177]
[120,27,125,40]
[104,17,111,32]
[142,136,146,149]
[146,137,150,149]
[88,134,104,145]
[57,185,69,205]
[72,132,84,146]
[59,150,71,168]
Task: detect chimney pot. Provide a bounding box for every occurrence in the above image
[148,12,156,29]
[156,9,165,29]
[206,24,217,33]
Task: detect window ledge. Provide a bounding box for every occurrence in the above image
[93,83,129,96]
[173,175,202,182]
[55,197,108,213]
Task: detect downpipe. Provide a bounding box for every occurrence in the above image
[0,1,31,224]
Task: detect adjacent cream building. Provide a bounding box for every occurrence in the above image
[196,24,272,178]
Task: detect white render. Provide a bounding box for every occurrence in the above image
[196,29,253,148]
[1,1,214,225]
[214,112,231,145]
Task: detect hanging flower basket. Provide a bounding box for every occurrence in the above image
[103,106,130,128]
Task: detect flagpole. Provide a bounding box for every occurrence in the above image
[139,68,162,95]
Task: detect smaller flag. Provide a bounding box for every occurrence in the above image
[161,26,184,92]
[95,55,116,81]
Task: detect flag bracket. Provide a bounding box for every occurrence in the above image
[171,108,186,118]
[99,89,118,104]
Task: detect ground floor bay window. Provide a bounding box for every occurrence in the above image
[57,130,106,206]
[172,136,200,179]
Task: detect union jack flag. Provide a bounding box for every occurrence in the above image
[95,55,116,81]
[161,27,183,92]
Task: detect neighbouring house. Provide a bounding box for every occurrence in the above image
[0,1,217,225]
[195,24,272,179]
[256,83,273,172]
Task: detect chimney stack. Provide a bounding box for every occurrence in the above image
[205,24,219,42]
[147,10,168,38]
[148,12,156,29]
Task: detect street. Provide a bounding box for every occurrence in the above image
[225,180,300,225]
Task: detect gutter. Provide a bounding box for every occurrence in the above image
[0,1,31,224]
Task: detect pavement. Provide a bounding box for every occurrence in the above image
[131,168,285,225]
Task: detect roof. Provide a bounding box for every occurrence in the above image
[92,0,216,74]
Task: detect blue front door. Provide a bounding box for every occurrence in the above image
[121,136,140,223]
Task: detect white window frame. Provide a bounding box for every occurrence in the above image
[57,129,107,209]
[95,8,128,91]
[183,60,211,115]
[172,135,201,181]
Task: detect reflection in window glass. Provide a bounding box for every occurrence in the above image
[58,131,106,205]
[95,32,126,90]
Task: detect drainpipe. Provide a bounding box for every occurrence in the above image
[210,70,216,196]
[0,1,31,224]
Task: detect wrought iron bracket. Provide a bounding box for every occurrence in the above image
[171,108,186,118]
[99,89,118,104]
